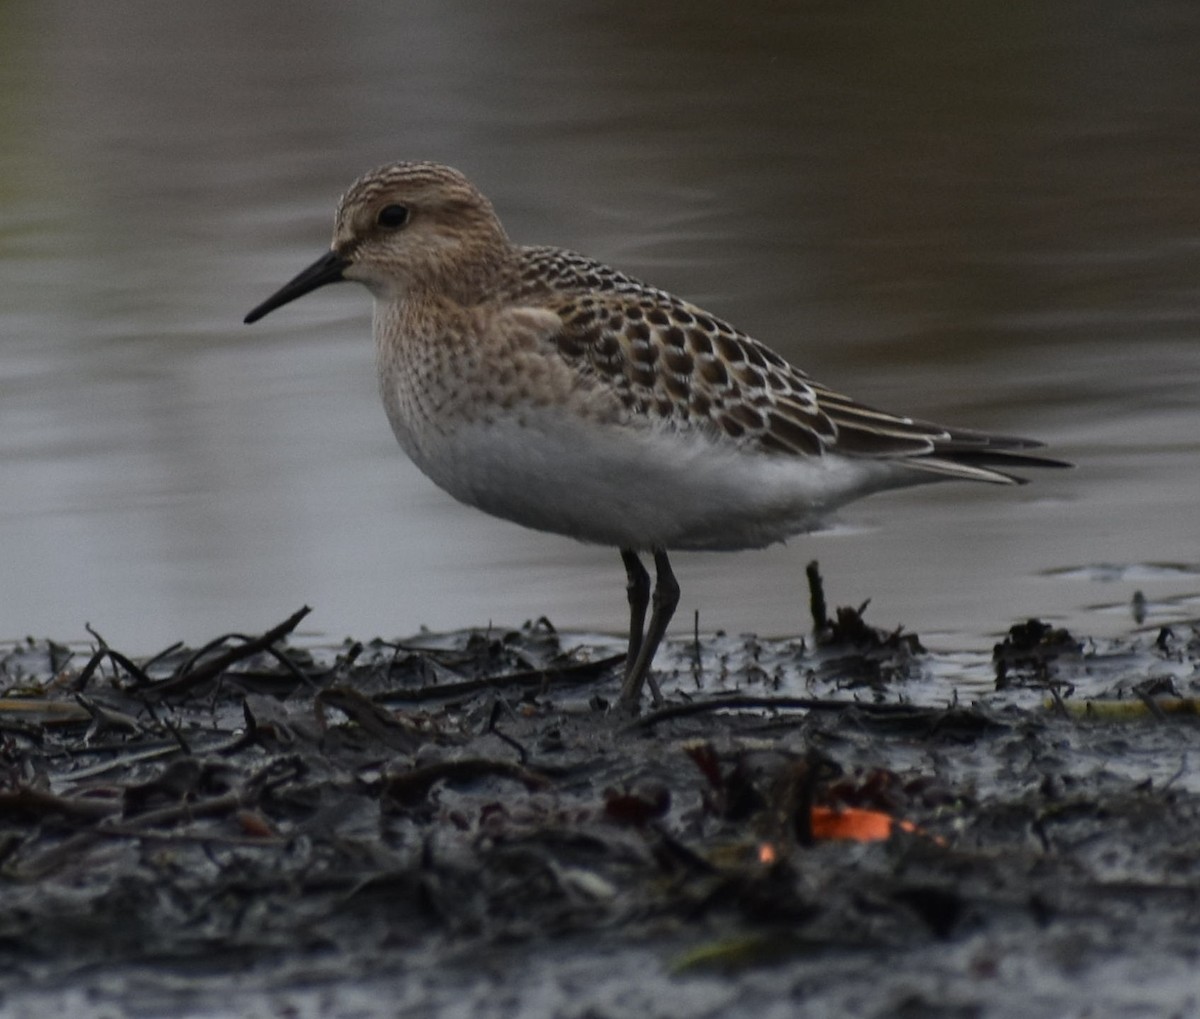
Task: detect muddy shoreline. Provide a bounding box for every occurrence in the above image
[2,573,1198,1018]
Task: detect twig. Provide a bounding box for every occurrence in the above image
[316,686,424,754]
[372,653,624,704]
[148,606,312,699]
[55,741,194,781]
[258,642,324,690]
[626,694,970,731]
[484,696,528,764]
[806,561,828,632]
[70,825,284,847]
[82,624,152,687]
[0,786,122,821]
[115,790,243,829]
[141,640,185,671]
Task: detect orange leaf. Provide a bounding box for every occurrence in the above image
[809,806,918,842]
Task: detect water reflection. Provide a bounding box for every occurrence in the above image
[1,2,1197,650]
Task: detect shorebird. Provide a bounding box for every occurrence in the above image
[244,161,1068,706]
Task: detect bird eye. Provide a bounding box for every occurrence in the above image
[376,204,410,229]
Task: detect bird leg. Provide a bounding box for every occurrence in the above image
[618,548,679,707]
[620,549,650,681]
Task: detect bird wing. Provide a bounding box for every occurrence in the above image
[512,247,1067,483]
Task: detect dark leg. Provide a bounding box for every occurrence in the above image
[619,548,680,707]
[620,549,650,682]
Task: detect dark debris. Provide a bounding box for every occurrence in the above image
[2,580,1200,1016]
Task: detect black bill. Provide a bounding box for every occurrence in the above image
[244,250,350,324]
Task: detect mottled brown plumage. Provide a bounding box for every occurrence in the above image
[245,161,1070,707]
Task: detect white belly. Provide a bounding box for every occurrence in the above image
[386,402,919,552]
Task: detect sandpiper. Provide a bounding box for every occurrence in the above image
[245,162,1069,706]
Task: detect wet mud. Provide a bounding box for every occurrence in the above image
[1,568,1198,1018]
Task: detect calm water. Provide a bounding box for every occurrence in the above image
[2,1,1198,653]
